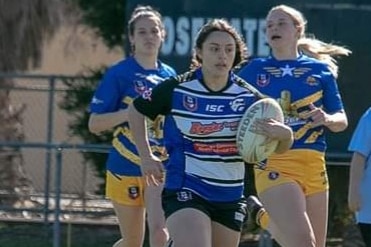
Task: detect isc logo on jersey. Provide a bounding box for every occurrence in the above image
[205,99,246,113]
[206,104,224,112]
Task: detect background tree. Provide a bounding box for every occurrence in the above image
[73,0,125,49]
[60,69,111,193]
[0,0,125,204]
[0,0,69,206]
[59,0,125,192]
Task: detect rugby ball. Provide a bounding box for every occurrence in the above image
[236,98,284,163]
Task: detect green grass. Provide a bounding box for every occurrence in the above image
[0,221,344,247]
[0,222,121,247]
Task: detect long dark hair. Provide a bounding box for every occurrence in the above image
[190,18,248,70]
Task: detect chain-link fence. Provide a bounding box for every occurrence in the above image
[0,73,119,247]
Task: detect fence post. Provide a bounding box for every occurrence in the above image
[53,147,63,247]
[44,76,56,224]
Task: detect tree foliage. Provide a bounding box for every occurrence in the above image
[0,0,69,204]
[60,0,127,192]
[59,68,111,192]
[0,0,65,71]
[73,0,126,49]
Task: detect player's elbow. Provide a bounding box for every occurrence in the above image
[328,118,348,133]
[88,115,102,135]
[337,117,348,132]
[88,124,101,135]
[332,123,348,132]
[326,111,348,132]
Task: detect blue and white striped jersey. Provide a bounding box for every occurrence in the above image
[133,68,259,202]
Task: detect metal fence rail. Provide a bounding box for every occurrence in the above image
[0,141,112,247]
[0,73,114,247]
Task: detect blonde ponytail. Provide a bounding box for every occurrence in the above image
[298,37,351,78]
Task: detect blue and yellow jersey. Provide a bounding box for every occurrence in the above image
[133,69,259,202]
[89,56,176,176]
[238,54,345,152]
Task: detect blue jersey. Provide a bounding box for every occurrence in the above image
[348,107,371,223]
[238,54,344,152]
[89,56,176,176]
[133,69,259,202]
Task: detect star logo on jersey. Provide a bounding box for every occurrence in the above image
[264,66,311,78]
[280,64,295,77]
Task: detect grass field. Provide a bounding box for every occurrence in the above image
[0,221,120,247]
[0,221,344,247]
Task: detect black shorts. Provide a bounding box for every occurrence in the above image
[358,223,371,246]
[162,189,247,232]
